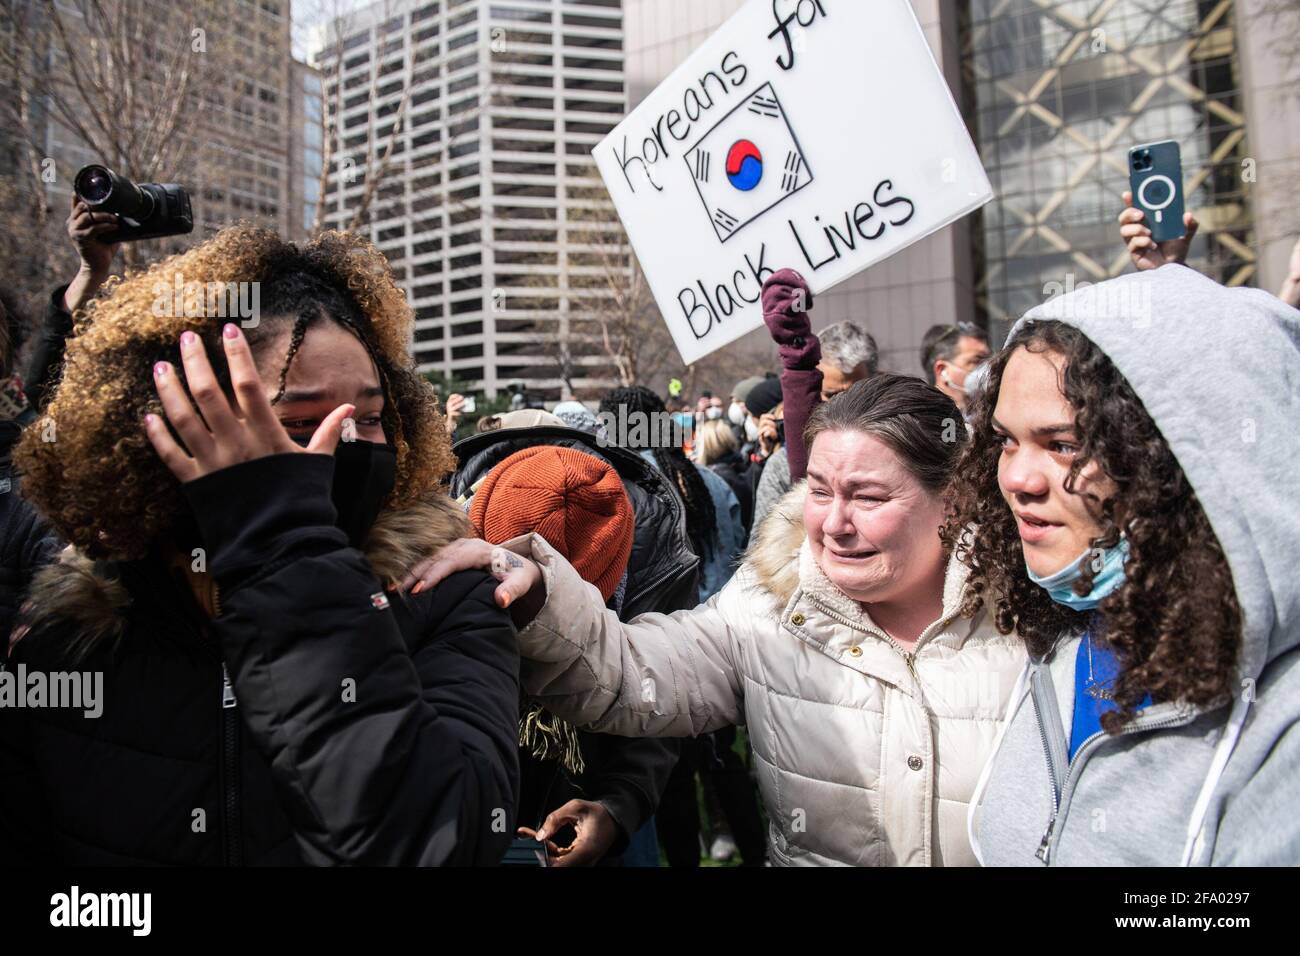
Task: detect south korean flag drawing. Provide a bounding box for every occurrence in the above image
[685,82,813,244]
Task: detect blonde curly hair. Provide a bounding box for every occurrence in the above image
[16,224,455,560]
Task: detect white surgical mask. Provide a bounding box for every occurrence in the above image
[728,402,746,426]
[744,417,760,443]
[706,406,723,420]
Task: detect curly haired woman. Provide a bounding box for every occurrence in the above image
[954,265,1300,866]
[0,225,519,866]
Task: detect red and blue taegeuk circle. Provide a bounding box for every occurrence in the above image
[726,140,763,191]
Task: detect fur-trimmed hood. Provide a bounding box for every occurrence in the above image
[745,482,807,607]
[16,493,471,651]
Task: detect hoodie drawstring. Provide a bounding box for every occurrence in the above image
[967,661,1031,866]
[1179,692,1252,866]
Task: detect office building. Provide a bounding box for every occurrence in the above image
[313,0,627,400]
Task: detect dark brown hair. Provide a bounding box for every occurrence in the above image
[941,320,1241,730]
[804,372,967,494]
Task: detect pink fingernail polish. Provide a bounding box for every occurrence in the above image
[154,362,169,377]
[223,323,239,339]
[180,331,196,347]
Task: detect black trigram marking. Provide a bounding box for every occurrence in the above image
[781,151,803,193]
[747,95,780,118]
[694,150,710,183]
[713,208,739,233]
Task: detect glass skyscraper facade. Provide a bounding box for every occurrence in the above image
[963,0,1255,335]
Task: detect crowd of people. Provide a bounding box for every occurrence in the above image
[0,190,1297,867]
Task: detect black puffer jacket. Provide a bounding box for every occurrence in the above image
[452,425,699,856]
[0,453,519,866]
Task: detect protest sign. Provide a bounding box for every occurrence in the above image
[592,0,994,364]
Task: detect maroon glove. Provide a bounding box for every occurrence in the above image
[760,269,820,484]
[762,269,819,369]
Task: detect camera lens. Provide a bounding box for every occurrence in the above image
[75,165,114,204]
[73,164,153,219]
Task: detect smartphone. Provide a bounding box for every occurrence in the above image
[462,395,476,414]
[1128,140,1185,243]
[499,836,549,867]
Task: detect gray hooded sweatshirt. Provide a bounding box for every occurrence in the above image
[971,264,1300,866]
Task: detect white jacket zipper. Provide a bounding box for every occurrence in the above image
[222,663,237,709]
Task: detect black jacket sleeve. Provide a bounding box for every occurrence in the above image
[21,286,74,411]
[583,734,679,853]
[183,452,520,866]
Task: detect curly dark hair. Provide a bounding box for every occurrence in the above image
[15,224,456,560]
[600,385,717,557]
[941,320,1241,730]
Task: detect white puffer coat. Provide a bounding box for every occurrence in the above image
[510,485,1026,866]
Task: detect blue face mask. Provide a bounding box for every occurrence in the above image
[1026,537,1131,612]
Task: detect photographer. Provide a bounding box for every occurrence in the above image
[24,197,121,410]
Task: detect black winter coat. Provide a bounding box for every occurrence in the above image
[452,425,699,853]
[0,453,519,866]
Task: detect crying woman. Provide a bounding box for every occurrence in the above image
[0,226,520,866]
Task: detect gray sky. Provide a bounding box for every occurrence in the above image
[290,0,374,60]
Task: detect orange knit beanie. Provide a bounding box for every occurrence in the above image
[470,445,635,601]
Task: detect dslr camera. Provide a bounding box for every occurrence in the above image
[74,165,193,243]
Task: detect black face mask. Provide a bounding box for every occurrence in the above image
[331,440,398,547]
[290,438,398,547]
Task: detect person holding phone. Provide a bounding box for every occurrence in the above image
[451,437,690,866]
[1117,190,1200,271]
[1121,193,1300,313]
[1119,140,1201,273]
